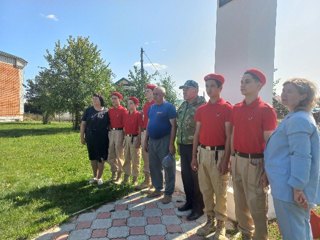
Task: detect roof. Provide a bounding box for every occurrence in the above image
[0,50,28,68]
[114,77,134,86]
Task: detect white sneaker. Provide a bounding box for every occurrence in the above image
[89,178,97,184]
[97,179,103,185]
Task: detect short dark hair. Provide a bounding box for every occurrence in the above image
[213,79,223,88]
[93,93,105,107]
[244,71,260,84]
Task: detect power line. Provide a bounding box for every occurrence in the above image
[143,51,159,72]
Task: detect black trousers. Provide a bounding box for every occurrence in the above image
[179,144,204,213]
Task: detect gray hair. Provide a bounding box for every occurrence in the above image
[283,78,319,112]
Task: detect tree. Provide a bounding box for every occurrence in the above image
[26,36,113,129]
[123,66,157,108]
[272,78,288,119]
[157,73,178,106]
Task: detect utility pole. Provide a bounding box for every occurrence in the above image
[140,47,144,81]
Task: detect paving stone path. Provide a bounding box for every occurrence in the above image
[36,190,237,240]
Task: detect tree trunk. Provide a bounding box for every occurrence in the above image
[42,112,51,124]
[73,110,81,130]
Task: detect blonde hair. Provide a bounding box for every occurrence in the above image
[283,78,319,111]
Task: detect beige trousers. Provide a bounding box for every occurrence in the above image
[197,146,229,221]
[141,130,150,174]
[123,135,141,177]
[231,155,268,240]
[107,130,124,173]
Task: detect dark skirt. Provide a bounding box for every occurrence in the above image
[86,131,109,162]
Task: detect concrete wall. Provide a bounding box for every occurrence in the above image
[214,0,277,104]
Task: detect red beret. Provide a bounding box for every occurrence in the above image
[245,68,266,85]
[204,73,225,85]
[129,96,139,106]
[111,91,123,100]
[145,84,157,90]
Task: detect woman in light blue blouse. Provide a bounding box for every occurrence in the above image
[264,78,320,240]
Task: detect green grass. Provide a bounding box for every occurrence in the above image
[0,122,132,240]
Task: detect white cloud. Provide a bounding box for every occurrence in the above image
[133,62,168,71]
[41,14,59,21]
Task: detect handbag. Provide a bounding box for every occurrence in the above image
[310,209,320,238]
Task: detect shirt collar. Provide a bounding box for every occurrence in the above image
[241,97,261,108]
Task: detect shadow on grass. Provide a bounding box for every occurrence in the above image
[0,127,75,138]
[1,180,132,217]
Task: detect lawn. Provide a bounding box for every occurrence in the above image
[0,122,132,240]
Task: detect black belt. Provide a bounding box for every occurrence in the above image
[235,151,264,159]
[125,134,138,137]
[125,134,138,143]
[200,144,225,161]
[111,128,123,130]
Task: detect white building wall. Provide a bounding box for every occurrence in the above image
[215,0,277,104]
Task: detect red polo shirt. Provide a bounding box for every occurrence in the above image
[142,100,155,129]
[231,97,277,154]
[124,110,143,135]
[109,105,127,128]
[195,98,232,146]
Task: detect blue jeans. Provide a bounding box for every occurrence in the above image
[148,134,176,196]
[273,198,312,240]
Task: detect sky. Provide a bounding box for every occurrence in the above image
[1,0,320,97]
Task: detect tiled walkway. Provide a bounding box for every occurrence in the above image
[36,190,236,240]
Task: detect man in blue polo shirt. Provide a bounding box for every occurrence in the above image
[144,86,177,204]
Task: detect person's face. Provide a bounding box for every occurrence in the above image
[92,96,101,106]
[145,88,153,100]
[240,73,262,96]
[127,100,136,111]
[111,95,120,107]
[153,89,164,103]
[182,87,197,101]
[205,80,221,98]
[281,83,306,111]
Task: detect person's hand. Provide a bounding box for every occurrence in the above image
[259,172,269,188]
[218,158,230,175]
[191,156,198,172]
[294,189,308,209]
[169,144,176,155]
[80,137,86,145]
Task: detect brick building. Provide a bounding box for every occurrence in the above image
[0,51,27,121]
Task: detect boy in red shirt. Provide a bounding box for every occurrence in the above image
[191,74,232,239]
[108,92,127,182]
[231,69,277,240]
[136,84,156,190]
[122,96,143,185]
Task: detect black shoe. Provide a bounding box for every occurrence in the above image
[187,211,203,221]
[178,204,192,212]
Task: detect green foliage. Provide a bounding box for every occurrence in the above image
[157,73,178,106]
[272,78,288,119]
[126,66,158,107]
[0,122,132,240]
[25,36,113,129]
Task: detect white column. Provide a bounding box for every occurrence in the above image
[215,0,277,104]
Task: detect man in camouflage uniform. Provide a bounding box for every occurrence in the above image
[177,80,206,220]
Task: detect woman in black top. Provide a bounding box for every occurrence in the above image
[80,93,110,185]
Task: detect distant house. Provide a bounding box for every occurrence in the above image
[0,51,27,122]
[114,77,135,91]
